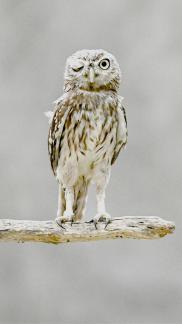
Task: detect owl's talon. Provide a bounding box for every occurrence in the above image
[87,219,94,224]
[90,213,111,230]
[71,219,74,226]
[94,220,98,230]
[87,219,98,230]
[93,212,111,223]
[55,210,75,228]
[55,217,66,230]
[104,219,111,229]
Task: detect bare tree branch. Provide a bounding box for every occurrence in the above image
[0,216,175,244]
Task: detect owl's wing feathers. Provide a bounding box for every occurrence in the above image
[48,96,72,175]
[111,100,128,165]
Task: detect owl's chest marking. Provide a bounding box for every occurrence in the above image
[59,93,118,176]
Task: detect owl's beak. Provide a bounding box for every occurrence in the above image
[88,67,95,83]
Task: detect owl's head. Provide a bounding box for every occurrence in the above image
[64,49,121,93]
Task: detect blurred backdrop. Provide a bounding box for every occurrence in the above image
[0,1,181,323]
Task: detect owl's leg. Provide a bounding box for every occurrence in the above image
[56,183,64,217]
[92,172,111,228]
[56,185,74,225]
[94,184,111,223]
[63,187,74,220]
[55,183,65,227]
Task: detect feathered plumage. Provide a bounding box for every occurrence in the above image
[47,49,128,226]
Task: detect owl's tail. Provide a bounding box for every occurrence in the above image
[60,177,89,222]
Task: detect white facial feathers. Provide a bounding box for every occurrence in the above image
[64,49,121,92]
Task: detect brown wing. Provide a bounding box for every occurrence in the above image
[111,103,128,165]
[48,96,72,175]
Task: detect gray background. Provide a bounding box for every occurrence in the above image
[0,0,181,323]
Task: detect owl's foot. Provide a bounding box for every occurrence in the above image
[55,211,75,228]
[55,217,66,229]
[91,212,111,229]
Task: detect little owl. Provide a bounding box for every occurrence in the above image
[47,49,128,227]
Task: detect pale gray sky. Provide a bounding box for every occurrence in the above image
[0,1,181,323]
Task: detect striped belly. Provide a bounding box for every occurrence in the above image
[72,108,117,176]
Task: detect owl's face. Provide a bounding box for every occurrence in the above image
[64,49,121,92]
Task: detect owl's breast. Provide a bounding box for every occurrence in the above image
[48,91,120,180]
[65,95,118,175]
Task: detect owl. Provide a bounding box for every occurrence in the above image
[47,49,128,227]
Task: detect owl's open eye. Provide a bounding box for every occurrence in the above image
[72,65,84,72]
[99,58,110,70]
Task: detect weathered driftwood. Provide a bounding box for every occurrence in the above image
[0,216,175,244]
